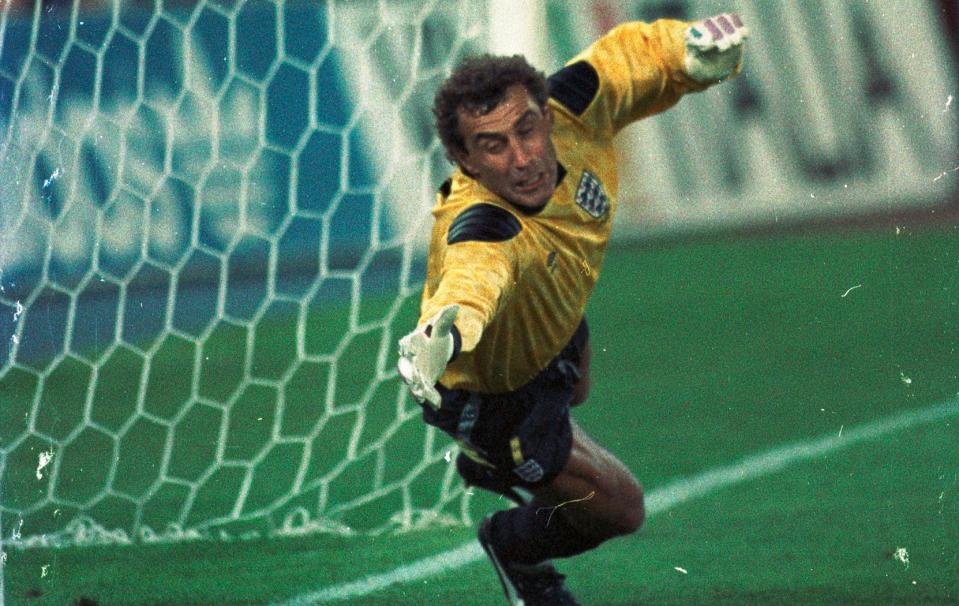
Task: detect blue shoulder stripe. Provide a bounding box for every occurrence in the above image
[447,203,521,245]
[547,61,599,116]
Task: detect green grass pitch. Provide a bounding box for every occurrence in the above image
[4,222,958,605]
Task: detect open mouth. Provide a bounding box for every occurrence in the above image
[514,172,544,193]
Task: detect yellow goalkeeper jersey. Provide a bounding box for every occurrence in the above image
[420,19,714,393]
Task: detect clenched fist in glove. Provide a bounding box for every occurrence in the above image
[684,13,749,83]
[397,304,459,409]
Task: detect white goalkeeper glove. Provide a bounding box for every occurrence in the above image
[397,304,459,409]
[684,13,749,83]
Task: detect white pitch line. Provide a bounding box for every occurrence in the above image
[0,473,7,606]
[283,398,959,605]
[1,502,4,606]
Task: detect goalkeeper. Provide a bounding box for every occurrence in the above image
[398,13,747,606]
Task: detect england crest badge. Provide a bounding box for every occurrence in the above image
[574,170,610,219]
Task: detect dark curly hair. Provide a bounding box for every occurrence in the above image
[433,54,549,163]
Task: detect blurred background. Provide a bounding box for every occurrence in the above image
[0,1,956,604]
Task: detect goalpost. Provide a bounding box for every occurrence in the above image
[0,0,513,552]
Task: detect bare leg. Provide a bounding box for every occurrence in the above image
[477,327,641,568]
[547,331,643,539]
[533,421,645,541]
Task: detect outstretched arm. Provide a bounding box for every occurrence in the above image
[555,13,748,135]
[397,222,521,406]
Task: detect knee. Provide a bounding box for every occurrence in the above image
[587,478,644,539]
[612,479,645,536]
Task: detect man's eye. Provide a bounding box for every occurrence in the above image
[483,142,504,153]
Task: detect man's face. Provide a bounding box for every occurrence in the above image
[454,84,558,210]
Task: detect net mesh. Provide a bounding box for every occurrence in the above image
[0,0,485,548]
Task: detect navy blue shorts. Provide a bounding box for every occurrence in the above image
[421,319,588,488]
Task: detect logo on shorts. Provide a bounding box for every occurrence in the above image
[513,459,545,483]
[575,170,609,219]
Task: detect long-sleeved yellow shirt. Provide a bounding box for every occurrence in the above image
[420,19,718,393]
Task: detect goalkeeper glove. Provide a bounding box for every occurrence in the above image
[684,13,749,83]
[397,304,459,409]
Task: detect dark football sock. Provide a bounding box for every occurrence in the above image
[487,501,604,565]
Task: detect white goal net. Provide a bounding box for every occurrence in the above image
[0,0,487,549]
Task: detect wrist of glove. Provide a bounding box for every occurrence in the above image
[397,304,460,409]
[684,13,749,83]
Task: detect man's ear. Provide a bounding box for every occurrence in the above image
[454,147,476,176]
[543,103,554,128]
